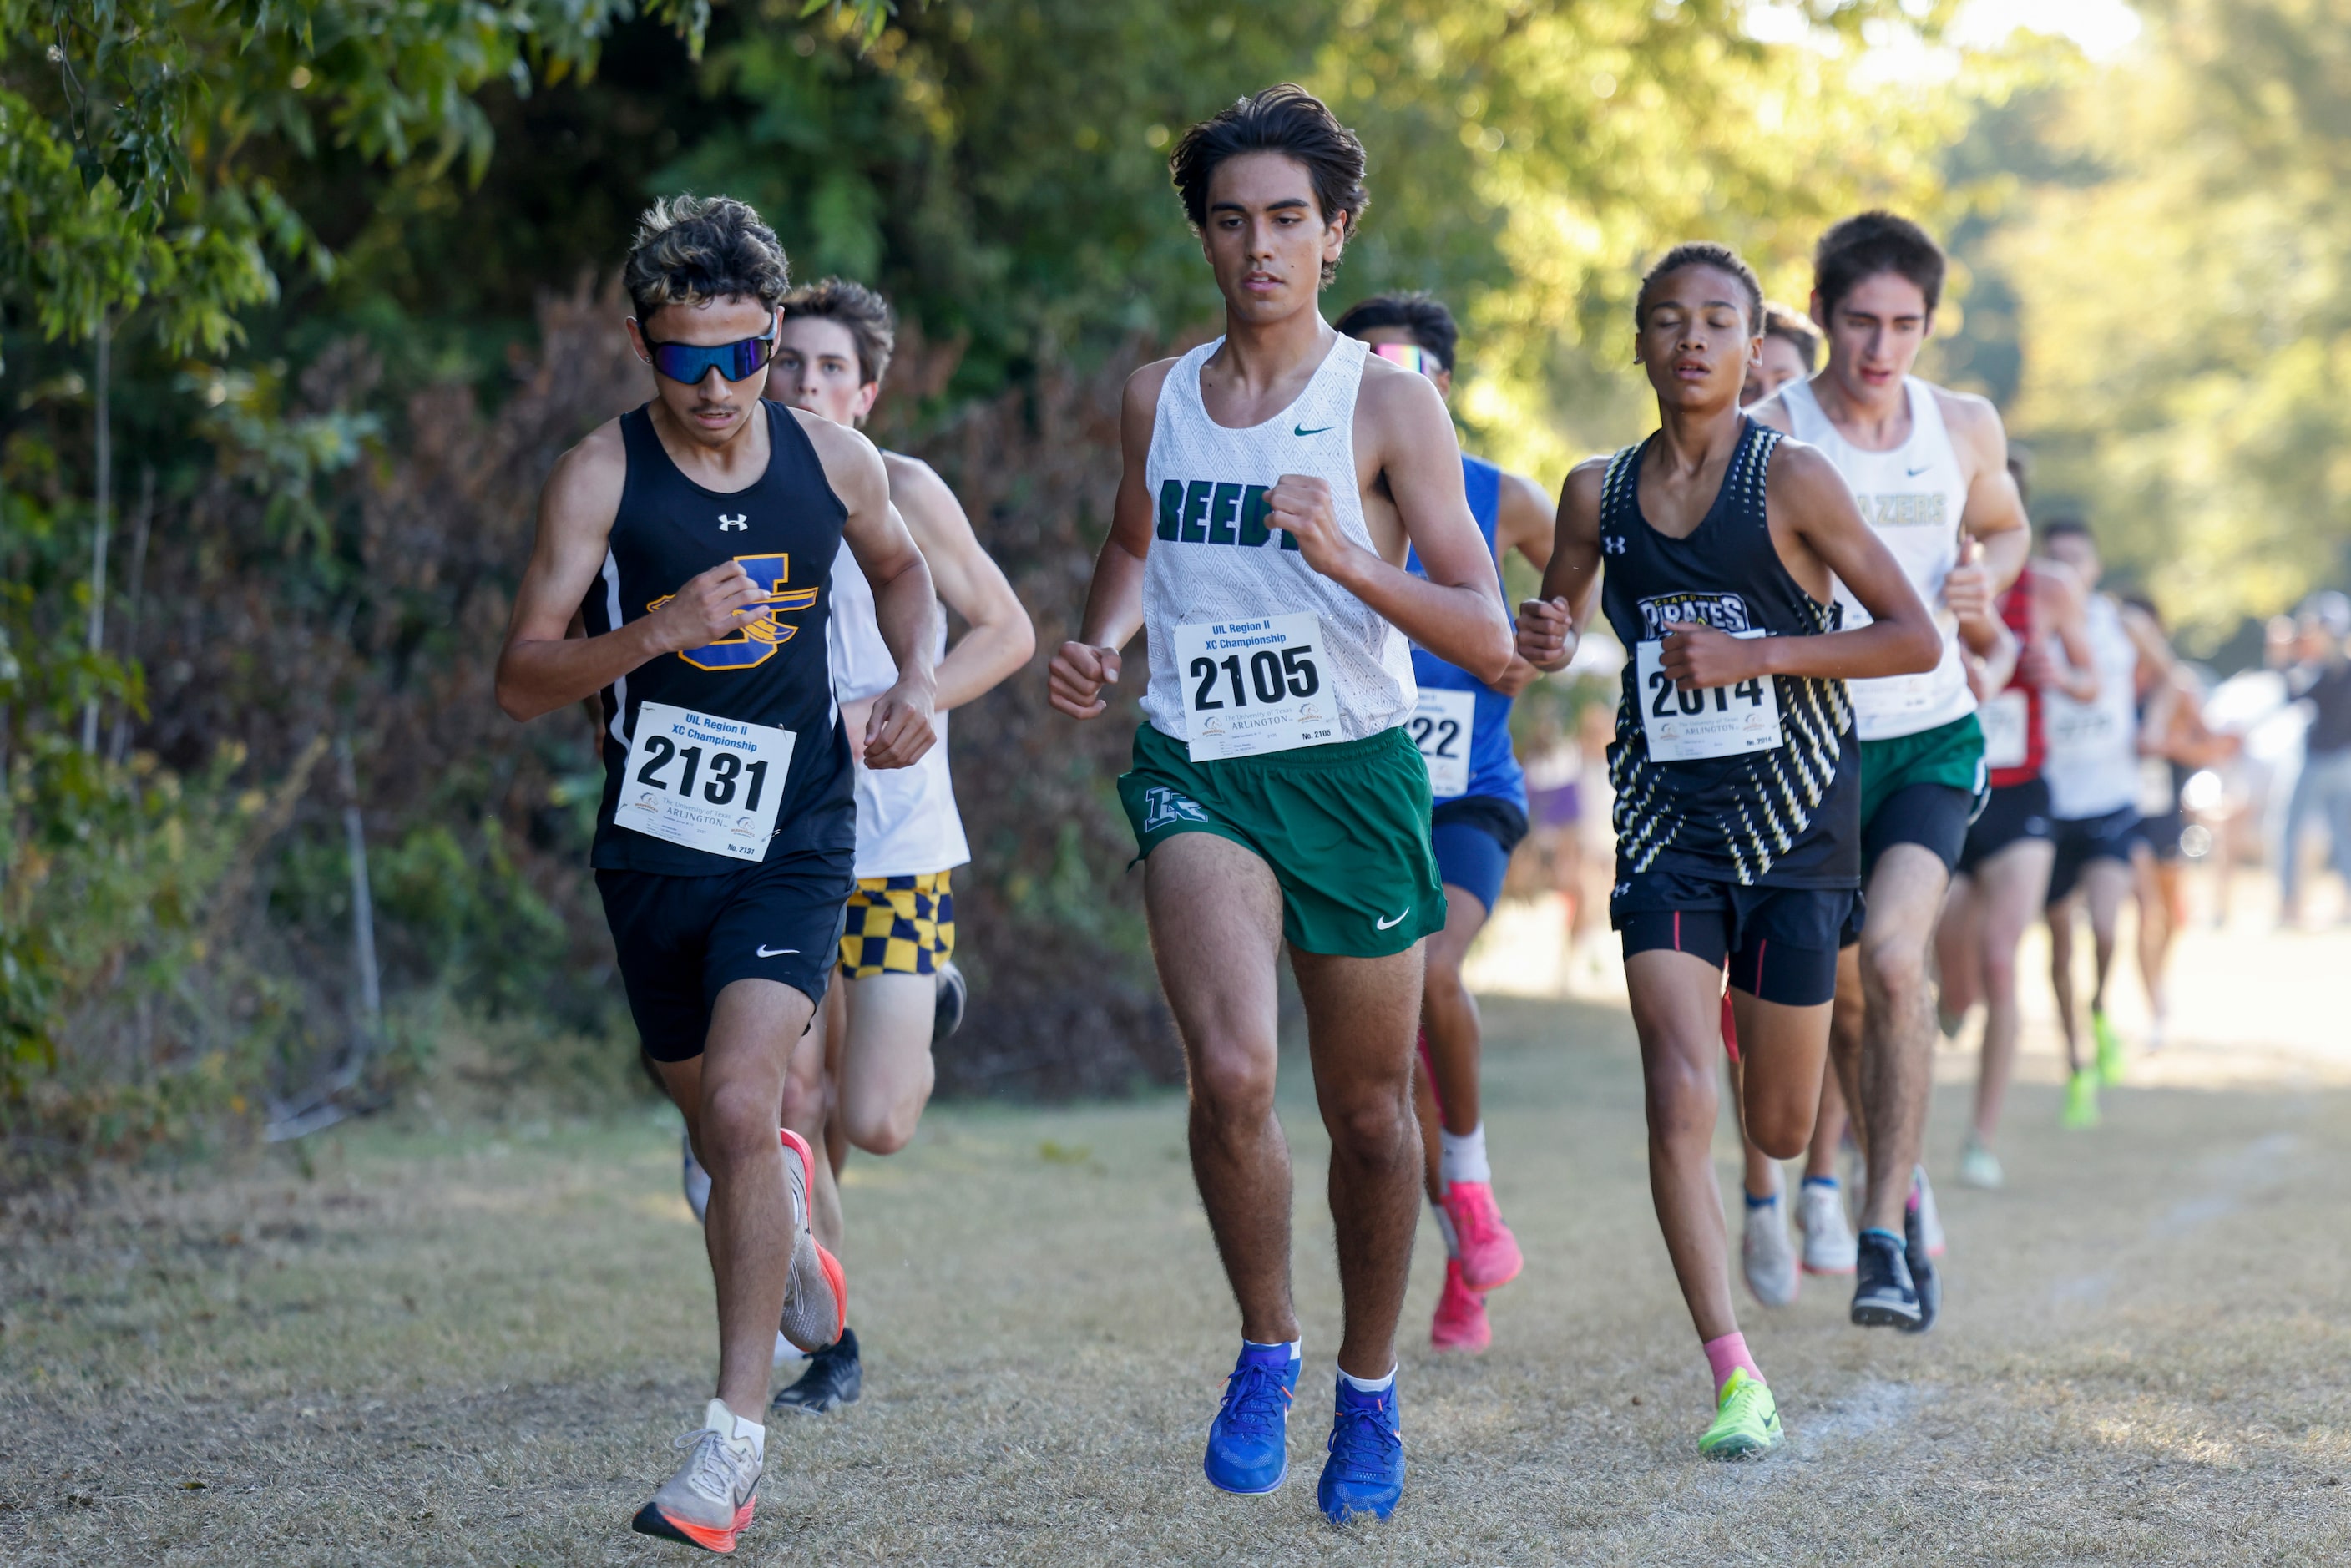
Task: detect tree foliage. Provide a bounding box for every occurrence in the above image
[1995,0,2351,643]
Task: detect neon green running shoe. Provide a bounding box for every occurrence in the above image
[2092,1009,2125,1085]
[1698,1368,1783,1460]
[2063,1069,2101,1130]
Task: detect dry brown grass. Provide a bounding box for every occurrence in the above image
[6,994,2351,1565]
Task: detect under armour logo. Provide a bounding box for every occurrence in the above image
[718,513,748,532]
[1602,535,1627,555]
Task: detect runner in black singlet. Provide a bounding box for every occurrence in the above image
[495,196,941,1555]
[1518,242,1939,1460]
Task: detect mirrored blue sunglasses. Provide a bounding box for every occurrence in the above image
[643,326,779,385]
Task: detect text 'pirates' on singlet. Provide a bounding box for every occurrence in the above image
[1781,375,1974,742]
[1139,333,1416,756]
[1403,454,1526,808]
[1600,418,1858,888]
[585,401,853,875]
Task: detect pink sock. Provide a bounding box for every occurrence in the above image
[1702,1332,1762,1397]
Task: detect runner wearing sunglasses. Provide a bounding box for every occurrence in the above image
[494,195,943,1556]
[1335,292,1555,1356]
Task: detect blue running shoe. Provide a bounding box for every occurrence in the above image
[1203,1343,1298,1495]
[1317,1375,1404,1524]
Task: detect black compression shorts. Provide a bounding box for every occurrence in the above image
[1958,777,2055,875]
[1862,781,1977,882]
[1611,865,1859,1007]
[2045,807,2139,905]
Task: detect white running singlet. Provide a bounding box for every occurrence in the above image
[827,536,970,878]
[2041,593,2141,821]
[1138,334,1416,746]
[1782,375,1976,742]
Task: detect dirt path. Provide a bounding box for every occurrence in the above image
[7,977,2351,1563]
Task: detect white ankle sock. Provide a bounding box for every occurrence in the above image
[1244,1336,1302,1364]
[705,1399,766,1461]
[1439,1123,1490,1186]
[1337,1364,1397,1395]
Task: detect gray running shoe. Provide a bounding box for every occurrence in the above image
[933,960,968,1045]
[1912,1166,1946,1258]
[1958,1136,2004,1191]
[1797,1180,1858,1275]
[777,1128,845,1353]
[630,1399,762,1553]
[1741,1191,1800,1307]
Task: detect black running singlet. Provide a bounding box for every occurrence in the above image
[585,402,854,875]
[1599,418,1858,887]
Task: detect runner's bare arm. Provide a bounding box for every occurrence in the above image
[2121,602,2183,750]
[885,453,1036,711]
[817,413,939,770]
[1050,360,1175,721]
[1480,467,1559,696]
[1942,390,2030,595]
[1269,362,1510,680]
[1659,443,1939,691]
[1515,458,1609,673]
[2026,560,2101,702]
[495,422,774,723]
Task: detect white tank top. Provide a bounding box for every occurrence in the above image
[827,536,970,878]
[1138,334,1416,744]
[2041,593,2141,820]
[1782,376,1976,741]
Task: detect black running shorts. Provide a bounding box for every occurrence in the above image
[597,843,854,1063]
[1611,865,1858,1007]
[1861,782,1977,882]
[1958,777,2055,875]
[2045,807,2140,906]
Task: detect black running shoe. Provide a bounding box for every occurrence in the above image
[771,1325,862,1414]
[1849,1230,1923,1329]
[932,961,968,1046]
[1903,1200,1939,1334]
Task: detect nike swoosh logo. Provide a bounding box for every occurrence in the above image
[756,945,798,958]
[1905,464,1931,477]
[1375,909,1409,930]
[1294,424,1333,437]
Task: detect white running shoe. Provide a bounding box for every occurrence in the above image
[1958,1136,2004,1191]
[1797,1181,1858,1275]
[1912,1166,1946,1258]
[681,1130,712,1226]
[1741,1192,1800,1307]
[630,1399,762,1553]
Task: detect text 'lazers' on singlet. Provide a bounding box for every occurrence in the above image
[585,401,854,875]
[1600,419,1858,888]
[1138,333,1416,746]
[1403,454,1526,810]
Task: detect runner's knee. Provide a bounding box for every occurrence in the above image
[1188,1044,1277,1125]
[1642,1044,1718,1144]
[700,1080,784,1175]
[842,1077,929,1155]
[1321,1080,1413,1160]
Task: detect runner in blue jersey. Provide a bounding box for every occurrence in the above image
[1336,294,1555,1354]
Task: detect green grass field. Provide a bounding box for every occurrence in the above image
[6,993,2351,1565]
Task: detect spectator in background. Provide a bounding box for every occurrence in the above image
[2278,590,2351,924]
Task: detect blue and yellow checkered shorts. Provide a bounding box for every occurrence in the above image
[837,871,956,978]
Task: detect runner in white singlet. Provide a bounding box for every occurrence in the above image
[1047,87,1512,1524]
[2037,518,2177,1125]
[760,278,1034,1414]
[1749,212,2025,1336]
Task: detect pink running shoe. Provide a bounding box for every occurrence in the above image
[1441,1180,1524,1292]
[1430,1257,1491,1352]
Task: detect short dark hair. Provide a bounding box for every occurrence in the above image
[1761,302,1818,370]
[624,195,791,325]
[781,277,897,387]
[1814,210,1946,316]
[1333,291,1458,372]
[1170,85,1368,285]
[2042,515,2094,544]
[1636,242,1764,332]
